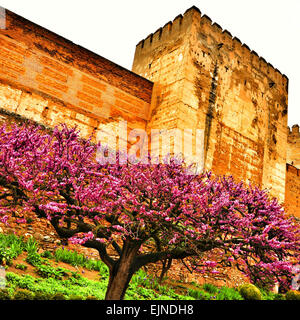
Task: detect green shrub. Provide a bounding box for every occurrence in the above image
[0,234,40,266]
[273,293,286,300]
[24,237,39,254]
[0,233,25,259]
[285,290,300,300]
[215,287,243,300]
[13,288,35,300]
[54,247,86,266]
[68,294,84,300]
[51,292,66,300]
[239,284,262,300]
[0,288,12,300]
[202,283,218,294]
[15,263,28,271]
[40,250,53,259]
[33,291,53,300]
[188,288,212,300]
[35,264,69,280]
[26,252,42,266]
[0,248,13,265]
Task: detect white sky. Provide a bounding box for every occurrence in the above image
[1,0,299,127]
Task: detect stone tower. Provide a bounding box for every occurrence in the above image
[132,6,289,202]
[287,125,300,168]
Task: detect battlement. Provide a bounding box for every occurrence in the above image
[287,163,300,176]
[288,124,300,136]
[135,6,288,87]
[135,8,193,51]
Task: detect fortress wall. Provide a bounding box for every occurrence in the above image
[285,164,300,217]
[287,125,300,169]
[0,7,297,207]
[0,10,153,145]
[133,11,204,163]
[133,7,288,202]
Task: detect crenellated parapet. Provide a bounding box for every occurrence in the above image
[134,6,288,90]
[133,5,289,203]
[288,124,300,137]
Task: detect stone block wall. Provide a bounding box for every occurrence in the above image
[132,7,289,203]
[285,164,300,217]
[0,9,153,147]
[287,125,300,169]
[285,126,300,216]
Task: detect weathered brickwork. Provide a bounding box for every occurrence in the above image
[0,10,153,146]
[132,7,289,203]
[0,6,299,216]
[285,164,300,217]
[287,125,300,168]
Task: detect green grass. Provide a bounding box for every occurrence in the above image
[5,272,107,300]
[0,233,27,265]
[0,233,290,300]
[53,247,109,276]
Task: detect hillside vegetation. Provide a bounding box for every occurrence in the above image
[1,233,296,301]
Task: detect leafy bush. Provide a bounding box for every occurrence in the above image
[25,252,42,266]
[215,287,243,300]
[24,237,39,254]
[0,288,12,300]
[239,284,262,300]
[273,293,286,300]
[33,291,53,300]
[51,292,66,300]
[285,290,300,300]
[0,233,26,265]
[35,264,69,280]
[40,250,53,259]
[15,263,27,271]
[0,248,13,265]
[54,248,86,266]
[68,294,84,300]
[202,283,218,294]
[188,288,212,300]
[13,288,34,300]
[6,272,36,291]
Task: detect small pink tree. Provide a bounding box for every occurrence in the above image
[0,123,299,299]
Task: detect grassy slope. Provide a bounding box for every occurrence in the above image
[0,233,286,300]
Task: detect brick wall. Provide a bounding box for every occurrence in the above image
[287,125,300,169]
[0,9,153,145]
[132,7,289,203]
[285,164,300,217]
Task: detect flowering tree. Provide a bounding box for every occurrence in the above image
[0,123,299,299]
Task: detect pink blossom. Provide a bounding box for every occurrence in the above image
[0,123,298,292]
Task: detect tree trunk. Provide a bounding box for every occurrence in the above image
[105,241,140,300]
[159,258,172,284]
